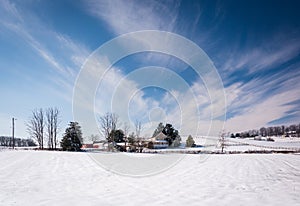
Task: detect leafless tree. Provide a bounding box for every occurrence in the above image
[0,136,11,147]
[135,120,142,139]
[123,122,130,137]
[123,122,130,152]
[135,120,144,153]
[27,108,45,149]
[46,108,60,150]
[88,134,100,143]
[218,131,226,153]
[99,112,119,142]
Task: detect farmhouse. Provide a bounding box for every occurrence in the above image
[148,132,169,149]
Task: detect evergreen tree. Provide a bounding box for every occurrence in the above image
[186,135,195,147]
[152,122,165,137]
[128,132,136,144]
[109,129,125,143]
[162,123,181,147]
[61,122,83,151]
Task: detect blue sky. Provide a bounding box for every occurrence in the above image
[0,0,300,139]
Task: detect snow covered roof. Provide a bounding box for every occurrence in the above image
[151,132,167,141]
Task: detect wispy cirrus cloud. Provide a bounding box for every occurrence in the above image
[82,0,191,73]
[0,1,64,74]
[220,33,300,75]
[73,1,228,136]
[210,26,300,132]
[79,0,300,135]
[0,0,90,101]
[84,0,180,35]
[225,88,300,132]
[225,62,300,132]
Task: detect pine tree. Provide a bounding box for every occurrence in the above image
[162,123,181,147]
[186,135,195,147]
[152,122,165,137]
[109,129,125,143]
[60,122,83,151]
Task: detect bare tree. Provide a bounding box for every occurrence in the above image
[123,122,130,152]
[135,120,143,153]
[27,108,45,149]
[218,131,226,153]
[99,113,110,142]
[123,122,130,137]
[135,120,142,139]
[88,134,100,143]
[46,108,60,150]
[99,112,119,142]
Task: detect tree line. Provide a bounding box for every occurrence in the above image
[0,136,36,147]
[25,109,183,152]
[25,107,300,152]
[231,123,300,138]
[98,112,182,152]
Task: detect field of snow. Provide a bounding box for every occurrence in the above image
[186,136,300,153]
[0,150,299,206]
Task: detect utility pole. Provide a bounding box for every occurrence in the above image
[12,118,15,149]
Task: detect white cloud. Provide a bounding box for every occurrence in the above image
[74,53,225,138]
[3,0,298,139]
[221,33,300,74]
[81,1,227,137]
[0,0,23,23]
[224,63,300,132]
[0,3,65,74]
[83,0,188,73]
[225,89,299,132]
[0,0,91,104]
[85,0,180,35]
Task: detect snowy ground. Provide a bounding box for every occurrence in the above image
[187,136,300,153]
[0,150,299,206]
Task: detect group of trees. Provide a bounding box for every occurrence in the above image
[25,109,183,152]
[0,136,36,147]
[27,108,60,149]
[97,113,183,151]
[98,112,145,152]
[25,107,84,151]
[232,123,300,138]
[23,106,300,152]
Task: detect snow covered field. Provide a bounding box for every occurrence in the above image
[0,150,299,206]
[186,136,300,153]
